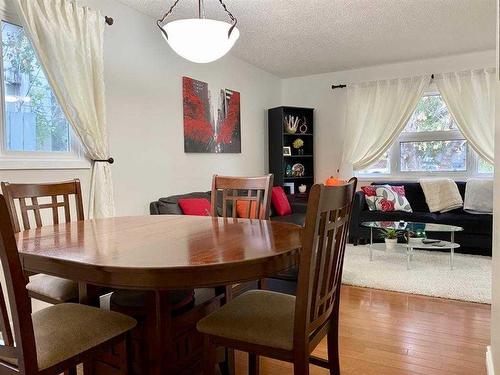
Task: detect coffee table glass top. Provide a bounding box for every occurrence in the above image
[361,221,463,232]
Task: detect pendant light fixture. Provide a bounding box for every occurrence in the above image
[157,0,239,64]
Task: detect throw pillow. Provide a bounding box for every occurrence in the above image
[361,185,412,212]
[236,201,258,219]
[178,198,211,216]
[271,186,292,216]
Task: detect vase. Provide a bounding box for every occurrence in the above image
[385,238,397,251]
[298,184,307,193]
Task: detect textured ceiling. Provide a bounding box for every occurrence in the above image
[116,0,496,78]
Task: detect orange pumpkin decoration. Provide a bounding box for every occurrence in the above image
[325,176,341,186]
[325,170,343,186]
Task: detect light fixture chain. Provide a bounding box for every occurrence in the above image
[218,0,238,37]
[157,0,238,40]
[218,0,236,23]
[157,0,183,25]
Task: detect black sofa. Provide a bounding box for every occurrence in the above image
[150,191,308,226]
[349,181,492,256]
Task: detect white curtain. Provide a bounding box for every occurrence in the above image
[340,75,430,177]
[14,0,115,218]
[435,68,496,164]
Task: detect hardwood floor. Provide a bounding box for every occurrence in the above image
[235,285,491,375]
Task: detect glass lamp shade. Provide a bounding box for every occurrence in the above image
[162,19,240,63]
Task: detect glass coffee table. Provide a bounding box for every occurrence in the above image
[361,221,463,270]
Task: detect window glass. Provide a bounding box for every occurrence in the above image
[356,94,490,176]
[403,94,458,132]
[478,158,494,174]
[400,140,467,172]
[2,21,70,152]
[356,151,390,175]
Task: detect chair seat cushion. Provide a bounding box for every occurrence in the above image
[27,274,78,302]
[197,290,295,350]
[33,303,136,370]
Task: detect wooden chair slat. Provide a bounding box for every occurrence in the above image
[19,199,30,231]
[63,194,71,223]
[51,196,59,226]
[0,282,13,347]
[245,190,252,218]
[231,190,238,218]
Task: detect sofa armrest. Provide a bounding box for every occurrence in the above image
[150,201,160,215]
[349,191,367,242]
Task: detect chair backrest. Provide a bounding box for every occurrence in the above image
[0,195,38,373]
[1,180,84,233]
[293,178,357,349]
[210,175,273,219]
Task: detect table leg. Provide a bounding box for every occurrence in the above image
[78,282,101,307]
[369,227,373,261]
[451,232,455,270]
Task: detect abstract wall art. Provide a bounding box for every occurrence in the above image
[182,76,241,153]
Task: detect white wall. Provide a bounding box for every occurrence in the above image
[281,50,496,184]
[0,0,281,216]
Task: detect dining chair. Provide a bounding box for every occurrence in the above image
[210,174,273,221]
[1,180,84,305]
[0,194,137,374]
[210,174,274,295]
[198,178,358,375]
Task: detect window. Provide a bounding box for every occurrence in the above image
[0,20,87,169]
[358,93,493,177]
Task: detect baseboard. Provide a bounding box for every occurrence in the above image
[487,346,495,375]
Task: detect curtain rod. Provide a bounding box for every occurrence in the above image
[331,74,436,90]
[105,16,114,26]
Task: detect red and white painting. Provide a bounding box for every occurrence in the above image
[182,76,241,153]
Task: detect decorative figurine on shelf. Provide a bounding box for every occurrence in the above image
[325,169,343,186]
[292,163,305,177]
[284,115,300,134]
[285,164,292,177]
[298,184,307,193]
[299,116,308,134]
[292,138,304,155]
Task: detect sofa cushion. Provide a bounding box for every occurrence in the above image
[358,210,439,224]
[178,198,211,216]
[436,212,492,235]
[270,213,305,227]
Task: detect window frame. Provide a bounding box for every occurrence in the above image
[356,89,492,180]
[0,5,89,170]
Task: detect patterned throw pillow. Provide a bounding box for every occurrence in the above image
[361,185,412,212]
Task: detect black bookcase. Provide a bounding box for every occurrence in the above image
[268,106,314,195]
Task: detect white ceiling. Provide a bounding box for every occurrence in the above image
[116,0,496,78]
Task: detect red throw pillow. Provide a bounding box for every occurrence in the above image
[178,198,211,216]
[271,186,292,216]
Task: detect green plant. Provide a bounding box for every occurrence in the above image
[382,228,398,240]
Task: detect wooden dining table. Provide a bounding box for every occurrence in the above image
[15,215,302,374]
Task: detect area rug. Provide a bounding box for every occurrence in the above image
[342,244,491,304]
